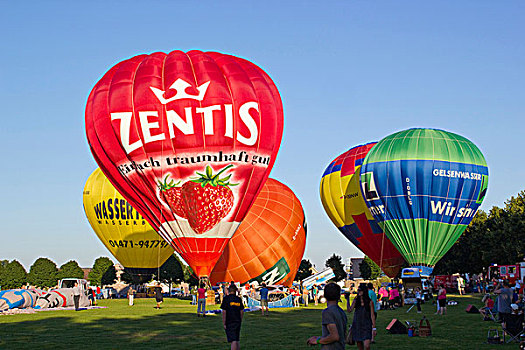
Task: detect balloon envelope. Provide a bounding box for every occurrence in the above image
[360,128,488,275]
[83,168,174,278]
[85,51,284,277]
[210,178,306,287]
[320,143,405,277]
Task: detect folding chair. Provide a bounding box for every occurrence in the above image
[503,313,525,343]
[481,306,498,322]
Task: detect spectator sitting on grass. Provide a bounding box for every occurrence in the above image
[479,293,495,319]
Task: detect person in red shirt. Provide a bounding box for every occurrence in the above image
[197,283,207,317]
[479,293,495,319]
[437,287,447,315]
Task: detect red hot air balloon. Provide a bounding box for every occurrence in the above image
[85,51,284,277]
[210,178,307,287]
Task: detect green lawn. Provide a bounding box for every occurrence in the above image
[0,294,518,349]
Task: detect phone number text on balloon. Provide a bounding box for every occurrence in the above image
[108,239,169,249]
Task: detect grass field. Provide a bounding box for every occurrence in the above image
[0,294,519,349]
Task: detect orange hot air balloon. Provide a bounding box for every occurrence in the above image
[210,178,306,287]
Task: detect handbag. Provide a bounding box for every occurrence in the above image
[346,325,355,345]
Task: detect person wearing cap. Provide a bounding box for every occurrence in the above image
[479,293,495,319]
[511,303,521,314]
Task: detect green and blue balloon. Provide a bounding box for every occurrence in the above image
[360,128,488,276]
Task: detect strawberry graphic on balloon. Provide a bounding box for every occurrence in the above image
[159,165,237,234]
[158,176,187,218]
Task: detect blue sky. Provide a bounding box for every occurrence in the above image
[1,1,523,270]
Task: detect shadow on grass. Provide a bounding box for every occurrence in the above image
[0,306,321,350]
[0,295,518,349]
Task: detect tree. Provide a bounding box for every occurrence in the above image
[88,257,115,286]
[1,260,27,289]
[0,260,7,286]
[102,265,117,286]
[359,256,381,280]
[57,260,84,280]
[325,254,346,281]
[183,265,199,287]
[433,190,525,275]
[295,259,313,281]
[27,258,58,288]
[120,269,135,284]
[159,255,184,284]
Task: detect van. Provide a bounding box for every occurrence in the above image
[58,279,90,296]
[401,268,433,303]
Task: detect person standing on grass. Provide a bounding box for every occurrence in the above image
[303,284,309,307]
[437,286,447,315]
[494,280,513,329]
[313,284,319,306]
[347,284,377,350]
[72,282,81,311]
[128,286,135,306]
[240,283,249,307]
[307,282,347,349]
[197,283,207,317]
[154,283,163,309]
[260,282,269,316]
[218,284,224,304]
[367,283,378,343]
[457,275,465,295]
[414,287,422,313]
[221,285,244,350]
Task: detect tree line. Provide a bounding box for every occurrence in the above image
[297,191,525,280]
[11,187,519,292]
[434,190,525,275]
[0,254,194,290]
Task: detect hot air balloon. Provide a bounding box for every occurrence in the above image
[210,178,307,287]
[83,168,174,281]
[360,128,489,276]
[320,143,405,277]
[85,51,283,278]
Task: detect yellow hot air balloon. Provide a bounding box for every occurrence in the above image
[83,168,174,280]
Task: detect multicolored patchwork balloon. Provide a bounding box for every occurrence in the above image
[320,143,405,277]
[360,128,488,275]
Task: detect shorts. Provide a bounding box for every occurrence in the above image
[156,297,163,303]
[499,312,510,323]
[261,299,268,308]
[438,298,446,307]
[225,322,241,342]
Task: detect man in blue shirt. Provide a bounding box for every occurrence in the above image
[260,282,269,316]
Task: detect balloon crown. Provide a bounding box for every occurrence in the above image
[150,78,211,104]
